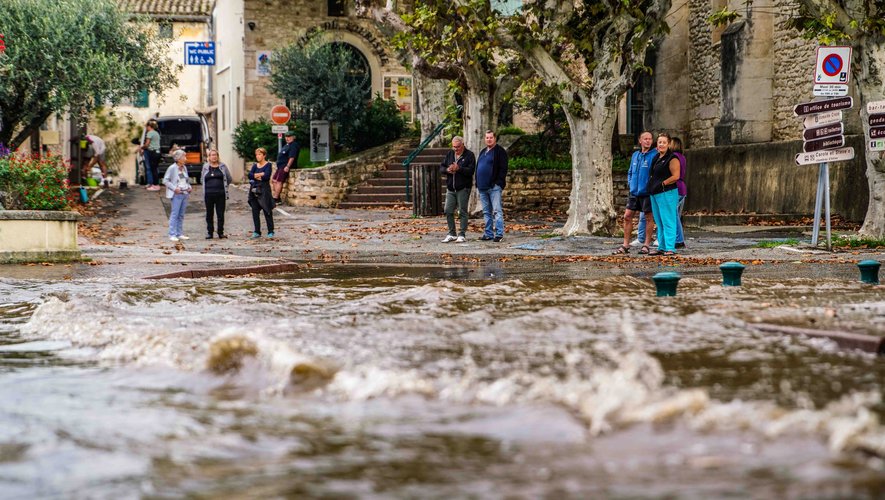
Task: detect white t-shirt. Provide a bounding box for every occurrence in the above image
[86,135,105,155]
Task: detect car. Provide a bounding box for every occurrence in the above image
[136,115,212,184]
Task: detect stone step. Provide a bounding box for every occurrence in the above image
[367,178,409,186]
[345,193,409,203]
[378,170,409,179]
[338,201,412,209]
[353,186,405,195]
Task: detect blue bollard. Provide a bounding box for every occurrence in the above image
[719,261,746,287]
[857,260,880,285]
[79,186,89,203]
[652,271,681,296]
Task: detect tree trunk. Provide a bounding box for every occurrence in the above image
[463,82,498,215]
[558,100,619,236]
[415,74,448,147]
[856,38,885,238]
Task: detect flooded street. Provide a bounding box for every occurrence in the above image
[1,266,884,498]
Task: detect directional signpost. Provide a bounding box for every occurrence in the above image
[184,42,216,65]
[270,104,291,152]
[866,101,885,153]
[796,50,854,249]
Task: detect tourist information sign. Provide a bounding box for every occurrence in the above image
[803,110,842,128]
[803,123,843,141]
[869,139,885,152]
[870,114,885,128]
[868,100,885,114]
[869,127,885,139]
[793,96,853,116]
[795,147,855,166]
[803,135,845,153]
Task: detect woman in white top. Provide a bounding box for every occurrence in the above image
[162,150,193,242]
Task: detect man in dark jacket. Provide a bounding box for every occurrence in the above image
[440,136,476,243]
[476,130,508,241]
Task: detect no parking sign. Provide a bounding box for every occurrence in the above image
[814,46,851,84]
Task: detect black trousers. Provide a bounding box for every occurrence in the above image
[251,201,274,234]
[205,192,226,235]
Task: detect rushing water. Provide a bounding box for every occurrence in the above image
[0,266,884,498]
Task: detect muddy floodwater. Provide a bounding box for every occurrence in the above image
[1,265,884,498]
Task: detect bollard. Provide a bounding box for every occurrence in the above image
[652,272,681,296]
[719,261,746,287]
[857,260,880,285]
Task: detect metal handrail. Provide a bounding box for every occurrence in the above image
[403,105,461,200]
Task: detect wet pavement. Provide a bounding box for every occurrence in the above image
[10,183,882,282]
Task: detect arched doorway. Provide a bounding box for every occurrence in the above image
[328,42,371,101]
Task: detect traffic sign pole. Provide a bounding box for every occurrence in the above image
[810,162,832,249]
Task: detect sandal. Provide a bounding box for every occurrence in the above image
[648,250,676,256]
[613,245,630,255]
[639,245,650,255]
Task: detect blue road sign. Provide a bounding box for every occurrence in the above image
[184,42,216,66]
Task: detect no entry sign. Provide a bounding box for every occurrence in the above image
[814,46,851,85]
[270,105,291,125]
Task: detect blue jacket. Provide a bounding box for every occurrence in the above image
[627,149,657,196]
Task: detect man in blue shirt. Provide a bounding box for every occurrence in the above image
[476,130,508,242]
[614,131,657,254]
[272,130,299,204]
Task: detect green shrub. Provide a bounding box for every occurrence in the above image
[232,118,308,164]
[612,156,629,173]
[497,125,526,136]
[509,157,572,170]
[344,96,406,152]
[0,154,69,210]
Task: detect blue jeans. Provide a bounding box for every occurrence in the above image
[168,193,189,237]
[478,185,504,238]
[650,189,679,252]
[638,195,685,244]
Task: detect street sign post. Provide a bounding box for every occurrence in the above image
[813,84,848,97]
[814,46,851,85]
[803,135,844,153]
[803,123,843,141]
[803,110,842,128]
[867,100,885,114]
[270,105,291,125]
[795,146,855,166]
[271,125,289,133]
[184,42,216,65]
[793,96,853,116]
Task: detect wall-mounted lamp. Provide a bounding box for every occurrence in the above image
[247,21,256,31]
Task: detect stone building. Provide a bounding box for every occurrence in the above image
[641,0,868,220]
[211,0,416,181]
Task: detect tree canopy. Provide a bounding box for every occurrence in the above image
[0,0,176,149]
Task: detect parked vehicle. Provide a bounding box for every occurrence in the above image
[136,115,212,184]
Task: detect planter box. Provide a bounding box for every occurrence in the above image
[0,211,82,264]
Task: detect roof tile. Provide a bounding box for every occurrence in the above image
[118,0,215,17]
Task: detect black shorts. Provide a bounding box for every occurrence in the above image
[626,195,652,213]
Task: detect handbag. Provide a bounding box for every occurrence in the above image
[250,183,262,195]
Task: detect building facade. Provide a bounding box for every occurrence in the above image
[212,0,415,180]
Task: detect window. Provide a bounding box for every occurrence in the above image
[328,0,346,17]
[626,80,646,136]
[159,22,173,39]
[221,94,226,131]
[236,87,241,124]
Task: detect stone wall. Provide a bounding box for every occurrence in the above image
[771,0,817,141]
[503,172,629,212]
[285,139,411,207]
[685,136,868,221]
[686,0,721,148]
[242,2,411,123]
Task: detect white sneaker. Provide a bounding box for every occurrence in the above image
[630,238,641,246]
[178,235,190,240]
[455,235,466,243]
[442,235,457,243]
[169,236,179,242]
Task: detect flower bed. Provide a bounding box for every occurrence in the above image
[0,147,80,263]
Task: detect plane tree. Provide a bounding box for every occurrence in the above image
[505,0,672,235]
[0,0,175,150]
